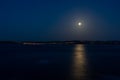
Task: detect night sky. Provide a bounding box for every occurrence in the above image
[0,0,120,41]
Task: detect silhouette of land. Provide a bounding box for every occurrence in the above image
[0,41,120,45]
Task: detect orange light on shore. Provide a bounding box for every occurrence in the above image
[23,43,45,45]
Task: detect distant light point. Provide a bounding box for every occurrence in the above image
[78,22,82,26]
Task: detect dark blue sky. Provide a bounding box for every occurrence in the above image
[0,0,120,41]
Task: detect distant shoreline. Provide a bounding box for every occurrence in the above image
[0,41,120,45]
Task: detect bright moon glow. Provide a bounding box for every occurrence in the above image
[78,22,82,26]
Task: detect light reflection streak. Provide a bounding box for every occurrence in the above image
[71,44,88,80]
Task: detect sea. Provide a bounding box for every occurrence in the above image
[0,44,120,80]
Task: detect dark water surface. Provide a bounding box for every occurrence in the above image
[0,44,120,80]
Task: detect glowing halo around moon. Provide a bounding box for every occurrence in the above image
[78,22,82,26]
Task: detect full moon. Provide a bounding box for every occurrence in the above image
[78,22,82,26]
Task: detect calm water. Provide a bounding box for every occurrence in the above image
[0,44,120,80]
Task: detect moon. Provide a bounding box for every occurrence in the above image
[78,22,82,26]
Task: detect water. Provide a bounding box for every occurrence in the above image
[0,44,120,80]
